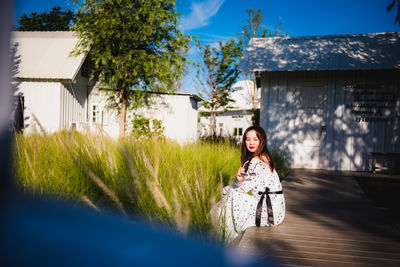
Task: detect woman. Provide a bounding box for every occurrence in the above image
[215,126,285,240]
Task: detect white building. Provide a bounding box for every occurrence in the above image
[11,31,201,143]
[239,32,400,171]
[12,31,88,134]
[89,88,201,143]
[199,79,260,140]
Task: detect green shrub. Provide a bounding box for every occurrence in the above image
[199,135,240,147]
[130,117,165,139]
[270,147,291,179]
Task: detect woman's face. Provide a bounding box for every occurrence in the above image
[245,130,259,153]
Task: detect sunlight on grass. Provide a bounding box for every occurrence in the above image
[13,131,289,243]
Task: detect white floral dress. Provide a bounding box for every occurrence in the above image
[215,158,285,240]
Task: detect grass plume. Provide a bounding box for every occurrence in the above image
[13,131,289,243]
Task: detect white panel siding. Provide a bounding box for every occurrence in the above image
[261,70,400,171]
[60,77,87,130]
[17,81,61,133]
[153,95,194,143]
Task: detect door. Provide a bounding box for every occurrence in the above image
[292,83,328,169]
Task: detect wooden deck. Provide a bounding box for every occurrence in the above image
[238,169,400,266]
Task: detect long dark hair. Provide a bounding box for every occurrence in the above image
[241,126,275,172]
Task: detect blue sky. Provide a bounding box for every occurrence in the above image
[14,0,400,93]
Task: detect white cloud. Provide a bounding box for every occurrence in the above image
[182,0,225,31]
[195,32,233,43]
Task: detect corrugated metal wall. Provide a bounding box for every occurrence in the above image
[59,78,87,130]
[262,70,400,171]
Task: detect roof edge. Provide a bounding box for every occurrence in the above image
[250,31,400,42]
[12,77,72,82]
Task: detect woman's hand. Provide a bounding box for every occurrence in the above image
[236,167,245,183]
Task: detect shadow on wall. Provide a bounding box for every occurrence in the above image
[263,70,399,171]
[10,43,26,132]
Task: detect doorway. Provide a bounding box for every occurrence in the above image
[292,82,328,169]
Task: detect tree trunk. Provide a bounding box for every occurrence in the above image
[119,87,127,138]
[209,110,216,137]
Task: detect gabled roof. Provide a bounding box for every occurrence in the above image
[11,31,86,81]
[238,32,400,72]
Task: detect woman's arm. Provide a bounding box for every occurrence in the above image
[234,159,263,193]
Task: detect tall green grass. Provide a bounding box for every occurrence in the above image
[13,131,290,243]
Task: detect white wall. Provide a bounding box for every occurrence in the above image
[17,81,61,134]
[131,94,199,143]
[230,79,260,110]
[17,73,89,135]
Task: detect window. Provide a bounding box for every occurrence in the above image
[233,127,243,136]
[91,104,110,125]
[92,104,102,124]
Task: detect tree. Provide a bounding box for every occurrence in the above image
[72,0,190,137]
[17,6,76,31]
[237,8,286,125]
[196,39,242,137]
[387,0,400,26]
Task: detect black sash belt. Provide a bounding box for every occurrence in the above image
[256,187,283,227]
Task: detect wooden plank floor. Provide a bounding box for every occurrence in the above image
[238,169,400,266]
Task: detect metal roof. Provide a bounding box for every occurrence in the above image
[238,32,400,72]
[11,31,86,80]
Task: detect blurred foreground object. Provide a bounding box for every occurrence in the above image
[1,193,264,266]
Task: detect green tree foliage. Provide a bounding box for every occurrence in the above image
[196,39,242,137]
[72,0,190,137]
[237,8,286,125]
[17,6,76,31]
[238,8,285,51]
[387,0,400,26]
